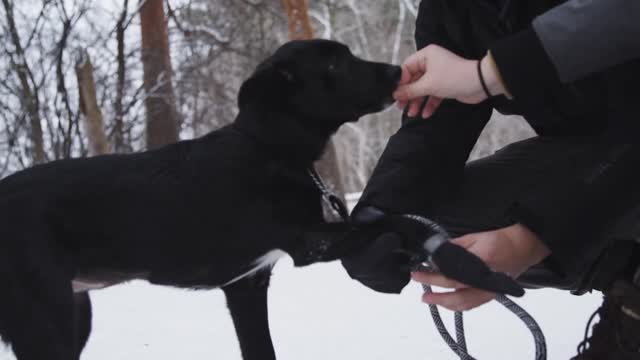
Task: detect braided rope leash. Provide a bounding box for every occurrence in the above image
[406,214,547,360]
[419,278,547,360]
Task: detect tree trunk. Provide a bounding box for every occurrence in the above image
[281,0,346,197]
[282,0,314,40]
[75,50,108,156]
[2,0,46,164]
[114,0,129,153]
[139,0,179,149]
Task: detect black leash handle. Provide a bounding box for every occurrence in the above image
[393,214,525,297]
[429,240,524,297]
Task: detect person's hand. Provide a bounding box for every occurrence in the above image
[393,44,509,118]
[412,223,550,311]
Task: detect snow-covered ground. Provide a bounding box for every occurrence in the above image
[1,258,601,360]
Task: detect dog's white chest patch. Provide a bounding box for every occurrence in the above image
[72,271,147,293]
[72,280,115,293]
[222,249,287,287]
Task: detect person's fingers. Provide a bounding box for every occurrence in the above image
[423,288,496,312]
[406,97,425,117]
[394,78,433,102]
[422,96,443,118]
[397,68,424,111]
[394,55,431,102]
[397,71,424,110]
[398,65,414,86]
[401,51,426,78]
[411,271,467,289]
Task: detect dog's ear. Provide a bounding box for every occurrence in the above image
[238,60,297,109]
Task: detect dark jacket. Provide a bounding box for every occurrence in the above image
[355,0,640,278]
[531,0,640,85]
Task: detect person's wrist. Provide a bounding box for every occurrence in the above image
[480,53,511,99]
[503,223,551,268]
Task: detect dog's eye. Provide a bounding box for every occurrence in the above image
[328,63,337,73]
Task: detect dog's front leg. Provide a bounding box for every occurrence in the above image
[222,269,276,360]
[73,293,92,357]
[292,222,360,266]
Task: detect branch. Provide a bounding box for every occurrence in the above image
[165,0,230,43]
[55,16,75,158]
[391,0,406,64]
[123,0,148,28]
[309,6,331,39]
[345,0,372,59]
[24,0,53,49]
[402,0,417,17]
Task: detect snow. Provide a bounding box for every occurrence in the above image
[0,258,601,360]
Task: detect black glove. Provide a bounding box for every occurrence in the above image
[341,207,412,294]
[341,232,411,293]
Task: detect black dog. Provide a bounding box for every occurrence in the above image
[0,39,400,360]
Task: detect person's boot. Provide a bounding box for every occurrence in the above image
[572,280,640,359]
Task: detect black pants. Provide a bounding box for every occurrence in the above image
[422,135,640,293]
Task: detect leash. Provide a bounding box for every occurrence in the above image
[307,168,547,360]
[405,214,547,360]
[420,276,547,360]
[307,167,350,222]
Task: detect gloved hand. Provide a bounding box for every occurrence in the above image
[341,207,412,294]
[341,207,527,297]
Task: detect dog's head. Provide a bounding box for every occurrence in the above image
[238,39,401,128]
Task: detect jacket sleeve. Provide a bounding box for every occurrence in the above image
[490,0,640,100]
[355,101,492,215]
[355,0,493,215]
[534,0,640,84]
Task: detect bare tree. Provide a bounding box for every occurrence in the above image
[2,0,46,164]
